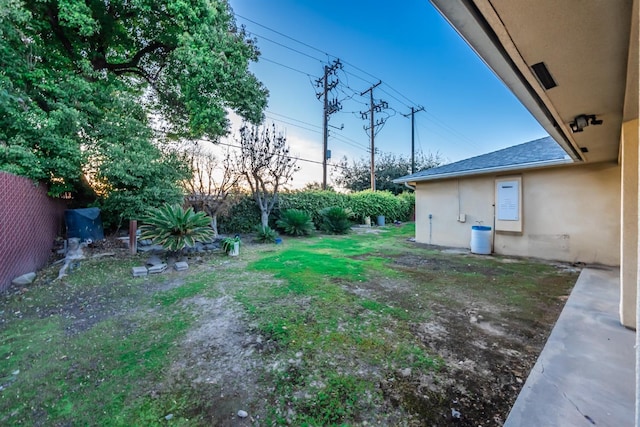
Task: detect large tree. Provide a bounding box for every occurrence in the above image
[232,124,299,227]
[182,144,239,236]
[333,151,442,194]
[0,0,267,200]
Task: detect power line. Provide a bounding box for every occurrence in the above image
[264,115,322,135]
[237,14,331,58]
[260,57,317,77]
[238,14,484,155]
[247,30,324,63]
[266,110,322,129]
[154,128,348,170]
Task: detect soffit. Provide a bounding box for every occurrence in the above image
[431,0,633,163]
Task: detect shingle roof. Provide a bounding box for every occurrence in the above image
[394,136,572,183]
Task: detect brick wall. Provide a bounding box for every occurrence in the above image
[0,172,66,291]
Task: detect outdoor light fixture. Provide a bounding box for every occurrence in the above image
[570,114,603,133]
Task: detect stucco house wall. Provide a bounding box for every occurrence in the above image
[414,162,620,265]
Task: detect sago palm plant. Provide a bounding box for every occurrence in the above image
[139,204,214,252]
[319,206,352,235]
[276,209,315,236]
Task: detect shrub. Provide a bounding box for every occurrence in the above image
[218,194,261,234]
[276,209,315,236]
[278,190,349,228]
[139,204,214,252]
[255,225,279,243]
[347,190,411,222]
[319,206,352,234]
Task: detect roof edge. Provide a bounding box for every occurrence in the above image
[393,157,574,184]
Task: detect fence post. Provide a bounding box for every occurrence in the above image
[129,220,137,255]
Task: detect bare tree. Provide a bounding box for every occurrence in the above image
[183,145,239,236]
[233,124,299,227]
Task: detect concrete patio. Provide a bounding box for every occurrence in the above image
[505,267,635,426]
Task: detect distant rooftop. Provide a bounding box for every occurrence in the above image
[394,136,572,183]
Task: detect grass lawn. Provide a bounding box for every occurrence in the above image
[0,223,577,426]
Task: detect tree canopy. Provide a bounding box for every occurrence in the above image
[332,151,442,194]
[0,0,268,201]
[232,124,299,227]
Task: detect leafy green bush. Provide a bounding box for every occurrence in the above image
[139,204,213,252]
[218,194,262,234]
[347,190,411,222]
[278,190,349,228]
[397,191,415,220]
[255,225,279,243]
[319,206,352,234]
[276,209,315,236]
[218,190,414,234]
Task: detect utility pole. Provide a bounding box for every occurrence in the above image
[316,59,342,190]
[360,81,386,191]
[403,106,425,174]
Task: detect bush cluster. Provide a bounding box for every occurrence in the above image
[217,190,414,234]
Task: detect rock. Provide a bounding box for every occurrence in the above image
[470,316,478,324]
[237,410,248,418]
[400,367,412,377]
[174,261,189,271]
[12,272,36,285]
[148,263,167,274]
[146,255,163,266]
[132,266,148,277]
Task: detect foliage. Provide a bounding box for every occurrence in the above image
[276,209,315,236]
[348,190,411,222]
[332,151,442,194]
[278,190,349,227]
[221,235,241,254]
[232,124,299,227]
[218,194,261,234]
[220,190,412,232]
[397,191,416,218]
[319,206,352,235]
[254,225,279,243]
[93,134,189,229]
[0,0,267,199]
[139,204,213,252]
[182,144,239,236]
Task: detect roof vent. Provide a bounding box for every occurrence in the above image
[531,62,557,90]
[580,147,589,153]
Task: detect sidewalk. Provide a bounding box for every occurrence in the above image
[505,267,635,427]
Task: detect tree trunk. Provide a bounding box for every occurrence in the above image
[261,210,269,228]
[211,215,218,237]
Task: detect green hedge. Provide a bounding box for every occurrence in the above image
[218,195,262,234]
[347,190,410,223]
[217,190,414,234]
[278,190,349,227]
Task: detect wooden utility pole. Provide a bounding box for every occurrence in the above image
[403,106,425,174]
[316,59,342,190]
[360,81,385,191]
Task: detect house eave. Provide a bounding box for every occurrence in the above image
[428,0,585,162]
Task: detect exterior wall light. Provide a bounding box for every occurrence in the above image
[570,114,603,133]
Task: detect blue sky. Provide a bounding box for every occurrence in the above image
[225,0,547,187]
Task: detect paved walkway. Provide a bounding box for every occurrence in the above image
[505,267,635,426]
